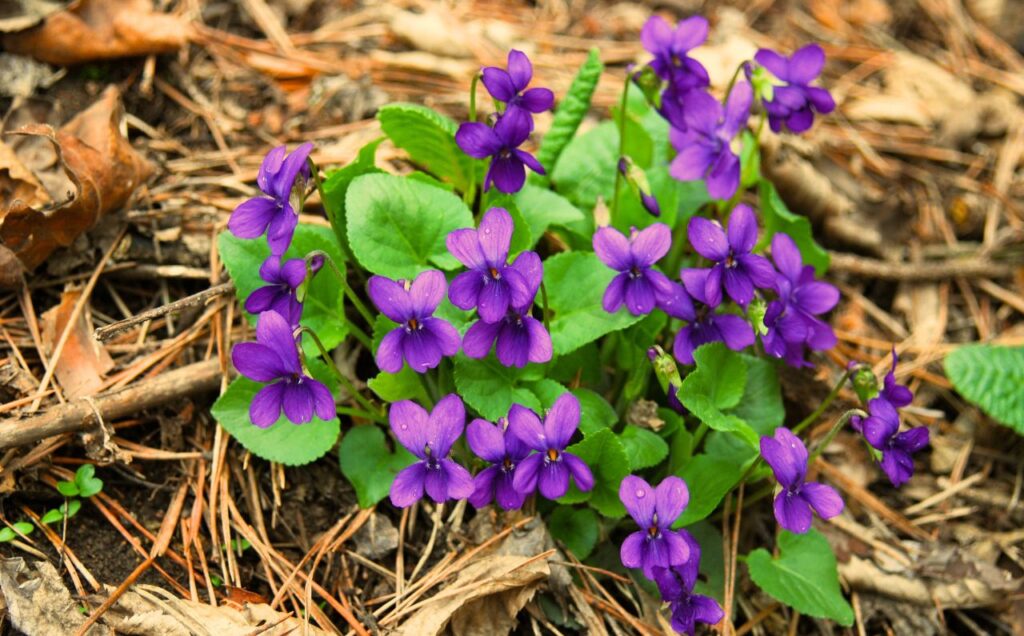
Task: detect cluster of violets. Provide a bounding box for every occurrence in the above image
[227,143,340,427]
[639,15,835,200]
[218,20,935,635]
[369,207,551,373]
[618,476,724,634]
[455,50,553,194]
[387,391,594,509]
[851,351,930,487]
[594,205,839,376]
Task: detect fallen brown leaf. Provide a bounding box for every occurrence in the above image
[2,0,188,66]
[40,287,113,399]
[395,555,550,636]
[0,85,153,272]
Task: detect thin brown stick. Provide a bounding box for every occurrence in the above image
[829,252,1014,281]
[94,282,234,341]
[0,359,221,450]
[75,556,155,636]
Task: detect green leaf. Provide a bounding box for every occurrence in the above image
[573,388,618,436]
[544,252,644,356]
[482,194,534,254]
[61,499,81,519]
[321,138,384,249]
[727,355,784,436]
[560,428,630,518]
[513,185,588,240]
[377,103,475,191]
[534,48,603,179]
[346,173,473,278]
[453,356,543,421]
[548,506,599,560]
[946,345,1024,434]
[526,378,569,409]
[619,425,669,470]
[678,343,759,448]
[12,521,34,536]
[689,521,726,601]
[368,367,429,404]
[685,342,747,409]
[674,454,742,527]
[759,180,829,275]
[338,425,416,508]
[74,464,103,498]
[739,130,761,189]
[0,528,14,543]
[551,121,618,211]
[41,509,65,525]
[210,359,340,466]
[747,529,854,626]
[56,481,79,497]
[217,225,349,357]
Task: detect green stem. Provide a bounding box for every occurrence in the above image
[792,368,854,435]
[465,73,482,208]
[539,281,551,334]
[689,422,708,455]
[335,406,386,424]
[302,327,382,419]
[610,74,632,224]
[305,250,375,331]
[307,158,359,269]
[346,322,373,351]
[422,369,441,404]
[722,62,746,102]
[807,409,867,464]
[469,73,481,123]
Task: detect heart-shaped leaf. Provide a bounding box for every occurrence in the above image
[74,464,103,498]
[338,425,416,508]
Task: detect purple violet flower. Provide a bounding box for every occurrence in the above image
[231,311,334,427]
[685,205,776,307]
[389,394,475,507]
[754,44,836,133]
[861,397,929,487]
[228,143,313,256]
[594,223,676,316]
[760,427,843,533]
[669,83,753,200]
[481,50,554,131]
[462,251,552,368]
[640,15,711,91]
[619,475,691,578]
[652,535,724,636]
[669,269,755,365]
[509,393,594,500]
[456,114,544,194]
[244,256,306,326]
[466,415,532,510]
[447,207,531,323]
[762,232,838,367]
[881,348,913,408]
[368,270,461,374]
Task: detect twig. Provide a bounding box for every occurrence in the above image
[94,282,235,341]
[0,359,221,450]
[829,252,1014,281]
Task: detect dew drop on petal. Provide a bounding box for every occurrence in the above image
[635,488,646,498]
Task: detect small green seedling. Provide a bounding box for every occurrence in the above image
[56,464,104,498]
[228,538,251,553]
[0,521,35,542]
[41,499,82,525]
